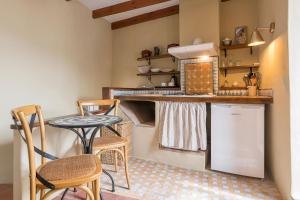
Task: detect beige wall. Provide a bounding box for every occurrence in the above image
[258,0,291,199]
[0,0,112,183]
[219,0,259,87]
[179,0,220,45]
[111,15,179,87]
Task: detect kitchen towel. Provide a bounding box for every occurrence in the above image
[158,102,207,151]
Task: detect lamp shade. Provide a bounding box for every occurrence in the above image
[248,30,266,46]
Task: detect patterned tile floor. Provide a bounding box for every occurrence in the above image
[101,158,282,200]
[0,158,281,200]
[53,190,138,200]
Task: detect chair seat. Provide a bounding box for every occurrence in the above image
[92,136,127,150]
[37,154,101,189]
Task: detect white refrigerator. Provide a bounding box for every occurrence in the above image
[211,104,265,178]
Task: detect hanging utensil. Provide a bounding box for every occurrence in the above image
[254,72,262,88]
[250,73,256,86]
[243,74,250,86]
[249,76,256,86]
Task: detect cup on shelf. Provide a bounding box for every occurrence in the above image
[138,65,150,73]
[161,82,167,87]
[154,47,160,56]
[168,82,175,87]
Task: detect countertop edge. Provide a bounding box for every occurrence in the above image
[115,95,273,104]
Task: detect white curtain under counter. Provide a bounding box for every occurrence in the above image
[157,101,207,151]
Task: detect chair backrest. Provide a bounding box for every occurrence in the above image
[11,105,47,190]
[77,99,120,117]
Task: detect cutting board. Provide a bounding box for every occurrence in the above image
[185,63,213,95]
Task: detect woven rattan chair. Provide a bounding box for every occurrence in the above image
[77,99,130,189]
[12,105,102,200]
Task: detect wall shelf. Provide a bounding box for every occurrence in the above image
[137,71,180,76]
[137,71,180,82]
[154,86,180,89]
[137,54,175,65]
[220,86,247,90]
[220,65,259,77]
[220,44,253,57]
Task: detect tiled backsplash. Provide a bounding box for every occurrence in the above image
[180,57,219,95]
[217,90,248,96]
[217,89,273,96]
[111,89,183,98]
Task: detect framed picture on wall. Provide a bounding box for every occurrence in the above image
[235,26,248,44]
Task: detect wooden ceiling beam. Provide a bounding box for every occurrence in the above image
[92,0,171,19]
[111,5,179,30]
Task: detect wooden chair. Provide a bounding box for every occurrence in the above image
[12,105,102,200]
[77,99,130,189]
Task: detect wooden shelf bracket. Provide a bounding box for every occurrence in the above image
[221,44,253,57]
[137,53,176,65]
[221,65,259,77]
[147,57,151,65]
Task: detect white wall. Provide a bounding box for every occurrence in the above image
[288,0,300,199]
[0,0,112,183]
[257,0,291,199]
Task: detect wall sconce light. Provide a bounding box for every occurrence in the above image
[248,22,275,47]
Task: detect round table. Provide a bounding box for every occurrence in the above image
[48,115,122,194]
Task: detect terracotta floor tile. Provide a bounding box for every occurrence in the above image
[0,184,13,200]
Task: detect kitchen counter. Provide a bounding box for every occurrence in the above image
[115,94,273,104]
[102,87,273,104]
[100,87,272,173]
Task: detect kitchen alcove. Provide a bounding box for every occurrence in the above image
[119,101,156,127]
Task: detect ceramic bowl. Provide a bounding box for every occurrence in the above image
[138,65,150,74]
[160,68,173,73]
[222,38,232,46]
[151,68,160,73]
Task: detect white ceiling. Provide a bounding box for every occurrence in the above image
[78,0,179,23]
